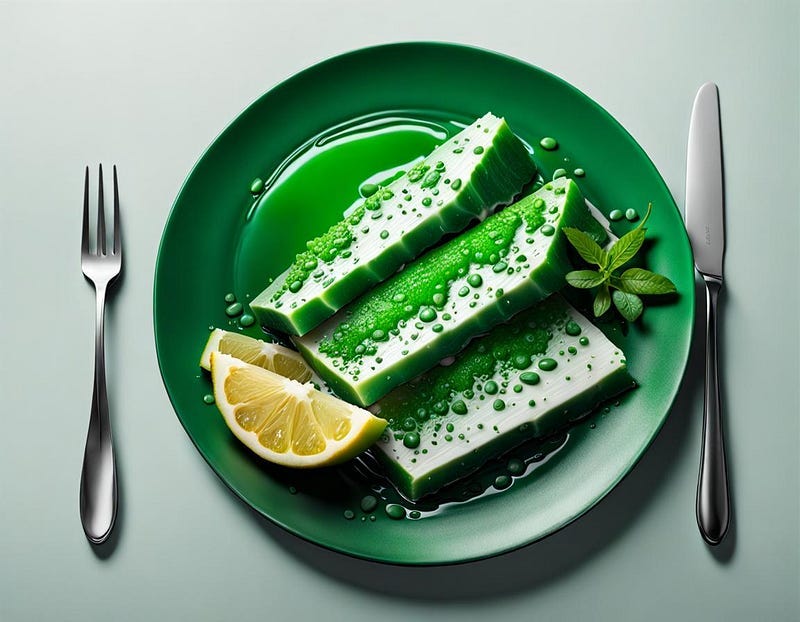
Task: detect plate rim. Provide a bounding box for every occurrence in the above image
[153,40,695,566]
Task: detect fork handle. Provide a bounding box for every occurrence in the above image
[696,275,730,545]
[80,283,118,544]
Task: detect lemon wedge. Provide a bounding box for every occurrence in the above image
[200,329,314,384]
[210,352,387,467]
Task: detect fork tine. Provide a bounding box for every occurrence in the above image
[82,166,90,255]
[97,164,106,255]
[112,166,121,255]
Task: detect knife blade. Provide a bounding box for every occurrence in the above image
[685,82,730,546]
[686,82,725,278]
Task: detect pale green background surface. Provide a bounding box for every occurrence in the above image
[1,0,798,620]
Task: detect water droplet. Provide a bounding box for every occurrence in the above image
[565,320,582,336]
[609,209,624,221]
[419,307,437,322]
[493,475,512,490]
[574,168,585,177]
[484,380,499,395]
[467,274,483,287]
[385,504,406,520]
[451,400,468,415]
[539,136,558,150]
[361,183,379,198]
[379,230,389,239]
[541,224,555,236]
[225,302,243,317]
[507,458,525,476]
[493,399,505,411]
[538,358,558,372]
[343,509,355,520]
[625,208,639,222]
[249,177,264,194]
[239,313,255,327]
[202,394,215,404]
[520,372,540,385]
[552,168,567,179]
[224,292,236,303]
[403,432,420,449]
[473,145,485,154]
[512,354,531,370]
[360,495,378,513]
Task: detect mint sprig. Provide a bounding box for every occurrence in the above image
[563,203,676,322]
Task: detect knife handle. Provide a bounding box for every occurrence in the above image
[696,275,730,545]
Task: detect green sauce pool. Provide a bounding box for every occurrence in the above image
[234,113,468,298]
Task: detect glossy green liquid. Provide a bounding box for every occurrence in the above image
[235,112,470,300]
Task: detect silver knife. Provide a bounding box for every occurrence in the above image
[685,82,730,545]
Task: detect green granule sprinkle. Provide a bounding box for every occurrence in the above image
[377,297,566,432]
[407,161,430,182]
[271,204,363,302]
[318,195,548,362]
[512,354,531,369]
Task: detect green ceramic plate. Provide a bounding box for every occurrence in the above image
[154,42,694,565]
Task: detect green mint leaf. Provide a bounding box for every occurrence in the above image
[612,290,644,322]
[593,284,611,317]
[607,227,646,271]
[619,268,677,295]
[563,227,607,268]
[566,270,607,289]
[637,202,653,230]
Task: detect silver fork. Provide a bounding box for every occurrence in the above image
[80,164,122,544]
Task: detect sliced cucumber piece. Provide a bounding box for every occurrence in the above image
[371,294,634,500]
[295,178,595,406]
[251,112,535,336]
